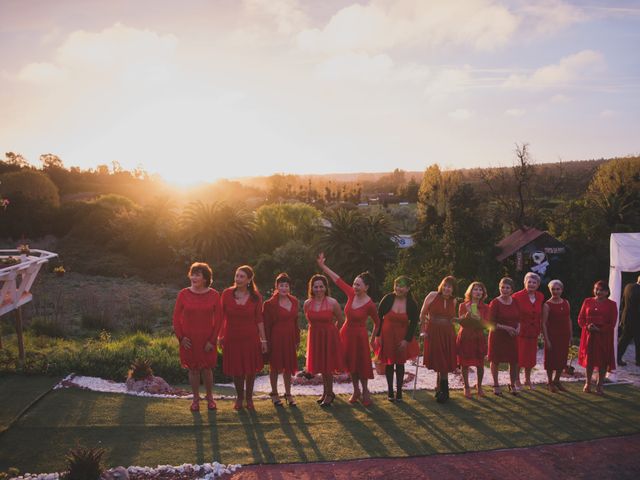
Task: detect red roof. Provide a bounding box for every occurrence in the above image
[496,227,545,262]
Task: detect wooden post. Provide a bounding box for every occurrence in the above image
[15,306,25,363]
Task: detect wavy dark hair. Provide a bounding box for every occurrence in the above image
[234,265,260,301]
[188,262,212,287]
[308,274,330,299]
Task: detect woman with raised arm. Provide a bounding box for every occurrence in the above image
[173,262,221,412]
[263,273,300,407]
[218,265,268,411]
[304,273,345,406]
[488,277,520,396]
[542,279,572,393]
[512,272,545,390]
[420,276,458,403]
[578,280,617,395]
[457,281,489,399]
[317,253,380,406]
[375,275,420,402]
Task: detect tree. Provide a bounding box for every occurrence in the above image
[586,156,640,231]
[181,200,255,264]
[4,152,30,168]
[318,207,398,295]
[0,169,60,207]
[254,202,321,252]
[39,153,64,170]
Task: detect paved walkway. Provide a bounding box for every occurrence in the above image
[230,434,640,479]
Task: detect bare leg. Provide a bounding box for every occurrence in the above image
[189,369,201,402]
[525,367,535,389]
[595,365,606,395]
[321,374,335,406]
[283,371,292,396]
[317,374,328,403]
[515,366,523,388]
[246,374,256,408]
[203,368,213,399]
[269,369,279,396]
[509,363,519,391]
[476,366,485,396]
[349,373,361,403]
[462,366,471,398]
[361,378,371,405]
[584,367,593,393]
[490,362,501,394]
[233,376,244,409]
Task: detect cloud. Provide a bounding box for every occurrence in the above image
[423,66,473,101]
[15,62,66,84]
[298,0,520,54]
[503,50,605,89]
[600,109,616,118]
[315,52,395,81]
[242,0,309,35]
[517,0,587,35]
[448,108,474,120]
[505,108,526,117]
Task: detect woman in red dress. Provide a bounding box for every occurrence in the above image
[541,279,572,393]
[457,281,489,399]
[304,273,345,406]
[578,280,617,395]
[218,265,268,410]
[173,262,221,412]
[420,276,457,403]
[512,272,544,390]
[263,273,300,407]
[488,277,520,396]
[375,275,420,402]
[317,253,380,406]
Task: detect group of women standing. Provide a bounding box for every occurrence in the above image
[172,259,619,411]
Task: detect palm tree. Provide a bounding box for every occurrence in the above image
[181,200,255,262]
[318,207,398,290]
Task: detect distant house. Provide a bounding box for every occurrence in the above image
[496,227,567,283]
[393,234,414,249]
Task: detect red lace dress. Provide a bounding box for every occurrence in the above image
[544,300,572,371]
[578,297,617,370]
[457,302,488,367]
[487,298,520,363]
[512,289,544,369]
[335,278,380,378]
[423,295,457,372]
[220,288,264,376]
[172,288,221,369]
[305,298,345,375]
[263,294,300,374]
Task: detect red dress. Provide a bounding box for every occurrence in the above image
[336,278,380,379]
[423,295,457,373]
[305,298,345,375]
[173,288,221,369]
[544,300,572,371]
[513,289,544,369]
[263,294,300,374]
[578,297,617,370]
[487,298,520,363]
[377,310,420,365]
[457,302,488,367]
[220,288,264,376]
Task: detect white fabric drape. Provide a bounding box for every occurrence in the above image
[608,233,640,368]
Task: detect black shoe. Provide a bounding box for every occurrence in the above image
[618,359,627,366]
[387,392,395,402]
[395,391,403,402]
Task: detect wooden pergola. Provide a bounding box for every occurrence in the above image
[0,248,57,361]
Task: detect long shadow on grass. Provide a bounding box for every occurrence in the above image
[322,397,391,457]
[235,410,276,463]
[288,405,326,461]
[109,394,147,466]
[274,407,309,462]
[206,409,220,461]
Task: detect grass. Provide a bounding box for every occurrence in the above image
[0,376,60,433]
[1,378,639,473]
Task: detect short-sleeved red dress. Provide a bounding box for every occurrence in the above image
[220,288,264,376]
[457,302,488,367]
[335,278,380,379]
[544,299,572,371]
[263,293,300,374]
[487,297,520,364]
[578,297,617,370]
[423,295,457,373]
[305,298,345,374]
[513,289,544,369]
[173,288,221,369]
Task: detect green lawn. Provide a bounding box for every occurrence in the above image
[1,377,640,473]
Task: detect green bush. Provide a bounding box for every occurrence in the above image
[29,317,68,338]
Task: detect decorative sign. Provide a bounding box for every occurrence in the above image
[1,249,57,316]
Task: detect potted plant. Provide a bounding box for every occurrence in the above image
[565,344,580,375]
[54,265,66,277]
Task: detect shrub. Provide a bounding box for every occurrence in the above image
[128,358,153,380]
[29,317,68,338]
[63,446,105,480]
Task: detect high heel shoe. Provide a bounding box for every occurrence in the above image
[320,392,335,407]
[284,394,297,407]
[316,395,326,404]
[190,400,200,412]
[269,392,283,407]
[233,399,243,411]
[348,391,361,404]
[508,384,519,396]
[246,399,255,410]
[493,386,503,396]
[206,397,217,410]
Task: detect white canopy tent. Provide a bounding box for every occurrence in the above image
[608,233,640,368]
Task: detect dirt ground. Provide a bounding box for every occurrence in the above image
[228,433,640,479]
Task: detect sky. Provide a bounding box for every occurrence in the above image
[0,0,639,186]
